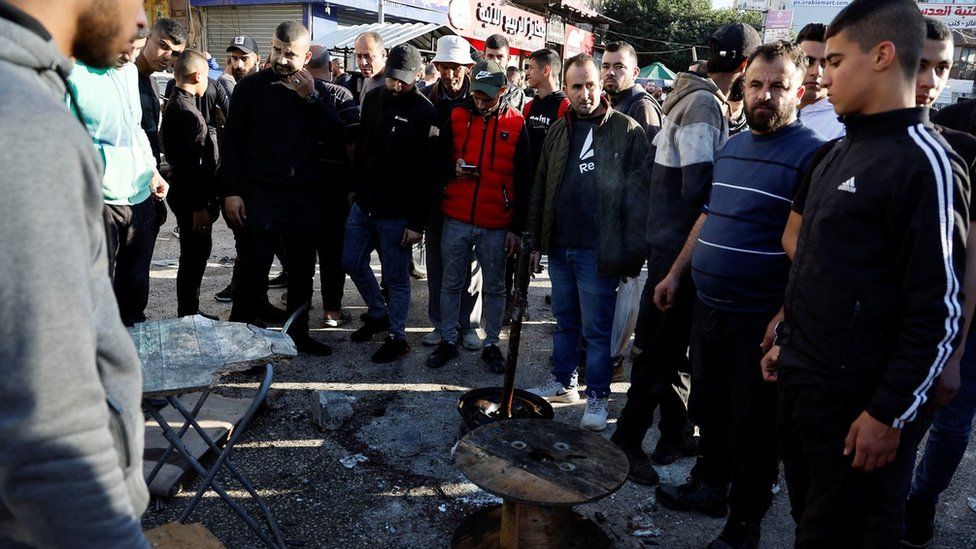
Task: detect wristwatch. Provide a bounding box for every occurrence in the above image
[305,90,320,104]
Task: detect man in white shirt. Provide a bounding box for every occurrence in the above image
[795,23,846,140]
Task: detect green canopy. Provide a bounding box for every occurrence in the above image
[639,62,677,81]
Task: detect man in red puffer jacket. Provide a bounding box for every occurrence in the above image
[426,59,532,372]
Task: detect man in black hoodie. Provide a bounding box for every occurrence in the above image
[762,1,969,545]
[343,44,439,363]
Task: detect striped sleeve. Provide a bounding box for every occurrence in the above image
[867,124,969,428]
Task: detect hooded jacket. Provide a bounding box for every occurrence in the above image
[528,97,650,277]
[0,7,149,548]
[646,72,729,262]
[67,61,157,206]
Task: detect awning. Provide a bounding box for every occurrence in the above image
[512,0,617,25]
[315,22,456,55]
[639,62,676,81]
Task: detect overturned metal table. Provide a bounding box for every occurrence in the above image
[130,314,297,548]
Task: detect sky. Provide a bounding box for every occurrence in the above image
[712,0,734,7]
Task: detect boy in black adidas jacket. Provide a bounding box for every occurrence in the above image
[760,1,970,546]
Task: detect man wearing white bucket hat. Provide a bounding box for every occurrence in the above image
[423,34,485,352]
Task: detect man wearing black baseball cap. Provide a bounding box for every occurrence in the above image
[343,44,440,363]
[611,21,759,496]
[426,59,532,373]
[218,34,260,96]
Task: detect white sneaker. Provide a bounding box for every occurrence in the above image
[461,329,484,351]
[580,397,610,431]
[527,376,580,404]
[422,330,443,346]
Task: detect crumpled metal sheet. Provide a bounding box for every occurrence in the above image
[129,315,297,396]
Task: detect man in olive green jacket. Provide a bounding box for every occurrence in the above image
[527,53,649,432]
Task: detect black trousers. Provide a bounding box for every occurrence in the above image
[104,197,157,326]
[613,255,694,450]
[230,185,320,335]
[778,381,934,548]
[689,300,778,525]
[169,198,215,317]
[318,192,348,312]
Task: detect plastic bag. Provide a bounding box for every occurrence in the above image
[611,272,646,358]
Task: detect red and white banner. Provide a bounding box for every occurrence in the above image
[447,0,547,52]
[918,4,976,30]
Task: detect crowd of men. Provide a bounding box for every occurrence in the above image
[2,0,975,547]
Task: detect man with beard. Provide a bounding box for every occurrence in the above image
[344,44,439,362]
[220,34,260,96]
[355,31,386,103]
[0,0,152,545]
[796,23,845,140]
[612,22,759,486]
[423,35,484,350]
[653,42,824,547]
[69,22,170,326]
[601,41,663,139]
[220,20,356,356]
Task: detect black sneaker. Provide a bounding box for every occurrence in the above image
[902,496,936,548]
[426,342,459,369]
[656,478,728,518]
[268,272,288,289]
[482,344,506,373]
[215,284,233,303]
[257,302,289,326]
[351,315,390,343]
[372,336,410,364]
[651,434,699,465]
[613,441,660,486]
[708,520,760,549]
[292,333,333,356]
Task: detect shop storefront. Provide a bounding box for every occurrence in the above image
[446,0,546,64]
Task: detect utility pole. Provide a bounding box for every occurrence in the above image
[378,0,385,23]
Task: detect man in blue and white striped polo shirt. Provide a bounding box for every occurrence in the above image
[653,41,825,547]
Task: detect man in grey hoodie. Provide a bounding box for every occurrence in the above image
[611,23,760,489]
[0,0,151,547]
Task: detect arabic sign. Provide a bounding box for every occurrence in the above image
[789,0,849,6]
[766,9,793,29]
[764,27,791,44]
[739,0,768,11]
[919,4,976,29]
[448,0,547,51]
[564,24,595,59]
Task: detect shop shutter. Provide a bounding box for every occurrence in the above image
[202,4,304,60]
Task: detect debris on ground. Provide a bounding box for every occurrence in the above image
[968,497,976,513]
[309,391,353,431]
[264,389,287,410]
[629,513,663,538]
[339,454,368,469]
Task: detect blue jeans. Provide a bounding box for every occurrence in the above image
[426,216,481,333]
[341,203,411,339]
[440,217,506,346]
[910,334,976,504]
[548,246,619,398]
